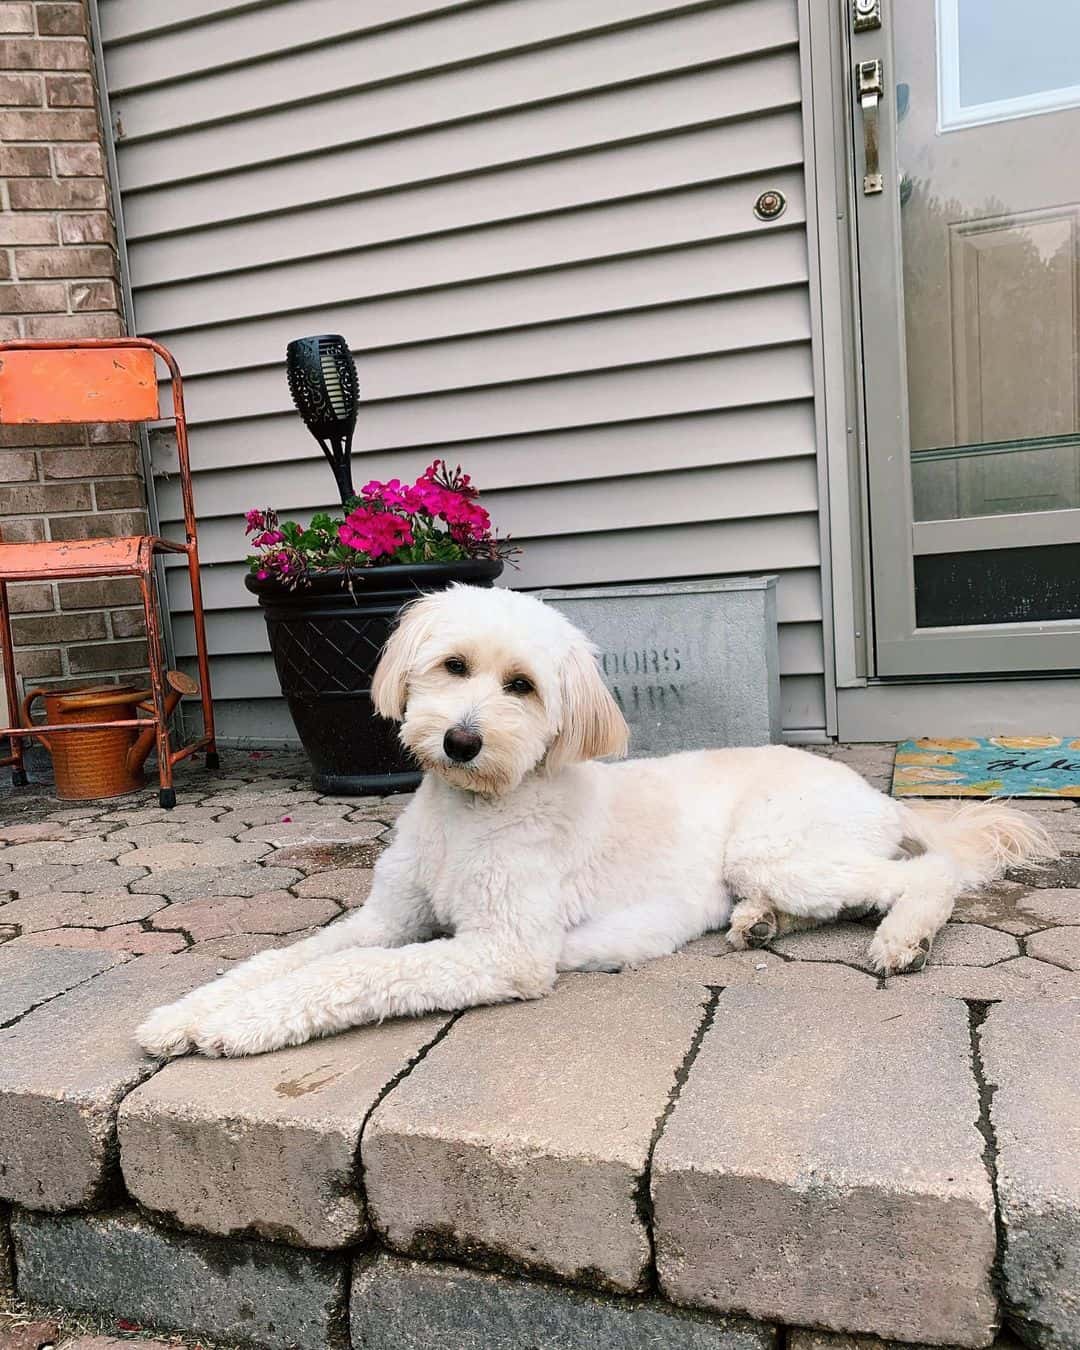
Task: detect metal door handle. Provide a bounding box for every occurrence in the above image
[857,59,884,195]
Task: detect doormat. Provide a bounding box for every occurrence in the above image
[892,737,1080,798]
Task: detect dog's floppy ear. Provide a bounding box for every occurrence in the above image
[546,638,629,772]
[371,594,440,721]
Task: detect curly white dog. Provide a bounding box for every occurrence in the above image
[138,585,1053,1058]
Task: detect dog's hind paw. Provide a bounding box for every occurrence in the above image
[727,906,779,950]
[868,932,932,976]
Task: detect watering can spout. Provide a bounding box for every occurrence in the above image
[128,670,199,773]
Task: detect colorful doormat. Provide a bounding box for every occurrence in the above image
[893,737,1080,798]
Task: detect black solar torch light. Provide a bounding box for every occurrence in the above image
[286,334,359,505]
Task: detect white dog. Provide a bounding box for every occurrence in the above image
[138,585,1053,1059]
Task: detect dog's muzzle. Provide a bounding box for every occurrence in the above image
[444,727,483,763]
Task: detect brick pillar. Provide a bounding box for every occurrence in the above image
[0,0,150,717]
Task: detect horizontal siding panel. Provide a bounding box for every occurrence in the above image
[165,348,813,466]
[101,0,346,44]
[133,171,805,313]
[155,232,809,378]
[778,622,825,676]
[170,288,810,425]
[121,55,799,237]
[171,459,818,567]
[115,7,796,190]
[126,114,801,274]
[781,674,827,732]
[154,403,817,521]
[108,0,795,135]
[102,0,485,80]
[166,511,821,612]
[510,513,820,588]
[173,461,818,574]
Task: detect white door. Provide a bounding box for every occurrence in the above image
[853,0,1080,676]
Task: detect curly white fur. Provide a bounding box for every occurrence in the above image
[137,585,1056,1058]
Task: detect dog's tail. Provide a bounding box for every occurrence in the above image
[898,799,1057,890]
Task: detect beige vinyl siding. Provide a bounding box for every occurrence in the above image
[100,0,827,741]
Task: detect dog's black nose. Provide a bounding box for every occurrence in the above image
[444,727,483,763]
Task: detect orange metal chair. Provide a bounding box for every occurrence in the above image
[0,338,218,807]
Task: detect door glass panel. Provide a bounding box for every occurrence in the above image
[914,543,1080,627]
[894,0,1080,628]
[953,0,1080,119]
[912,436,1080,521]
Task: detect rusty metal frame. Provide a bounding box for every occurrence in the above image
[0,337,218,806]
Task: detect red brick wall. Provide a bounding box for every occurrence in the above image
[0,0,149,709]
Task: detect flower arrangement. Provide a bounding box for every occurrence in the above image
[245,460,515,586]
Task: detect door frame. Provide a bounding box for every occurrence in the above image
[801,0,1080,723]
[800,0,875,698]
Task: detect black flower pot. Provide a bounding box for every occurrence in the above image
[246,559,503,794]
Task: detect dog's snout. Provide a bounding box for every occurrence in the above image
[444,727,483,763]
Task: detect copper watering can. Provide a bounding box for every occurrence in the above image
[19,671,197,800]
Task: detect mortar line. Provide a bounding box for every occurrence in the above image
[353,1010,464,1245]
[637,987,722,1296]
[0,1198,14,1294]
[966,998,1008,1333]
[336,1239,355,1350]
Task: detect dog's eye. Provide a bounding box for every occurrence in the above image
[444,657,468,676]
[505,675,534,696]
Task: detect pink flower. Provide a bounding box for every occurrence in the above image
[256,569,269,580]
[448,499,491,541]
[339,506,414,559]
[253,529,285,547]
[244,509,266,535]
[362,478,415,510]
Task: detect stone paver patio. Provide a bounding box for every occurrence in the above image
[1,743,1079,1350]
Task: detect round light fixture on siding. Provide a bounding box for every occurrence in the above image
[286,334,359,504]
[753,190,787,222]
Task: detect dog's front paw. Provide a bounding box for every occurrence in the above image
[136,1001,197,1058]
[189,997,305,1058]
[867,931,932,976]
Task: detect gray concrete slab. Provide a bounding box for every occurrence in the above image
[0,946,123,1026]
[351,1252,778,1350]
[980,1000,1080,1350]
[629,946,878,992]
[773,922,1018,968]
[879,956,1080,1001]
[1024,928,1080,971]
[0,954,219,1210]
[652,987,997,1347]
[119,1013,453,1249]
[11,1209,347,1350]
[787,1332,1027,1350]
[365,974,708,1293]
